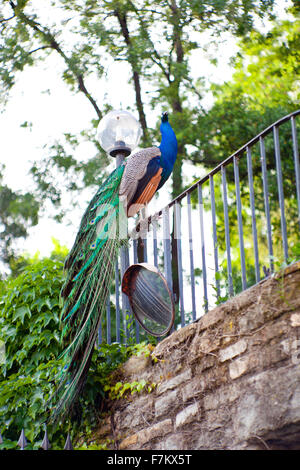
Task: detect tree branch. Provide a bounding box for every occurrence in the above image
[9,1,102,120]
[114,8,148,141]
[127,1,171,83]
[27,45,52,55]
[0,13,15,23]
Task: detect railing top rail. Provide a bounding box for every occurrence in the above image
[160,108,300,212]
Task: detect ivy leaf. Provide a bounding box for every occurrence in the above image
[40,330,54,347]
[13,305,31,324]
[1,325,17,340]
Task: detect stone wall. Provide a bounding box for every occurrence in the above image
[95,262,300,450]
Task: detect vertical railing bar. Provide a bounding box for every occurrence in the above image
[187,192,197,321]
[221,166,234,297]
[233,156,247,290]
[209,174,220,300]
[142,237,148,262]
[152,220,158,268]
[106,293,111,345]
[259,136,274,273]
[291,116,300,229]
[140,208,148,263]
[197,184,208,312]
[132,239,140,343]
[120,247,131,343]
[163,206,174,333]
[133,238,138,264]
[115,259,121,343]
[163,206,173,292]
[273,126,289,262]
[175,201,185,327]
[246,146,260,282]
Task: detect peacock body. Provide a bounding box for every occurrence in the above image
[50,112,177,422]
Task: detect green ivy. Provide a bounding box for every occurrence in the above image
[0,249,150,449]
[105,378,156,401]
[0,258,63,378]
[0,253,66,448]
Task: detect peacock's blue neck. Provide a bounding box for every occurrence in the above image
[159,122,178,182]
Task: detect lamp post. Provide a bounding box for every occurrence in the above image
[97,110,142,343]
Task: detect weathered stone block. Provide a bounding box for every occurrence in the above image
[119,433,138,450]
[291,312,300,327]
[157,369,192,395]
[229,355,250,379]
[197,306,224,332]
[219,339,247,362]
[203,383,240,410]
[155,390,178,417]
[175,403,199,428]
[154,323,197,358]
[116,395,155,431]
[238,305,265,334]
[181,376,204,402]
[157,433,189,450]
[190,330,221,360]
[138,419,173,445]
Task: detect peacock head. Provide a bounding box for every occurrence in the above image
[159,111,177,166]
[161,111,168,123]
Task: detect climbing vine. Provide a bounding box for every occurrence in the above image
[0,248,154,449]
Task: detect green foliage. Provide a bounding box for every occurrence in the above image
[105,378,156,400]
[0,256,63,379]
[76,439,114,450]
[0,250,65,448]
[0,246,151,449]
[195,14,300,169]
[191,13,300,294]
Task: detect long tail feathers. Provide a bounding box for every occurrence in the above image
[49,164,126,423]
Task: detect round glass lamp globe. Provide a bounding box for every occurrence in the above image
[97,110,142,156]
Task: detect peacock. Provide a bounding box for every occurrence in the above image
[50,111,177,422]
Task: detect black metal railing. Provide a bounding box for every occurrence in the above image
[99,109,300,344]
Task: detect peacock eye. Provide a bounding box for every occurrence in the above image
[90,242,96,250]
[90,219,95,225]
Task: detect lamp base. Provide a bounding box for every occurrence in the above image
[109,141,131,157]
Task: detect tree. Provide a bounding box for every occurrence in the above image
[0,0,279,282]
[194,12,300,167]
[1,0,279,198]
[0,165,39,272]
[192,12,300,291]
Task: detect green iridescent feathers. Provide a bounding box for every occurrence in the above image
[50,163,126,422]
